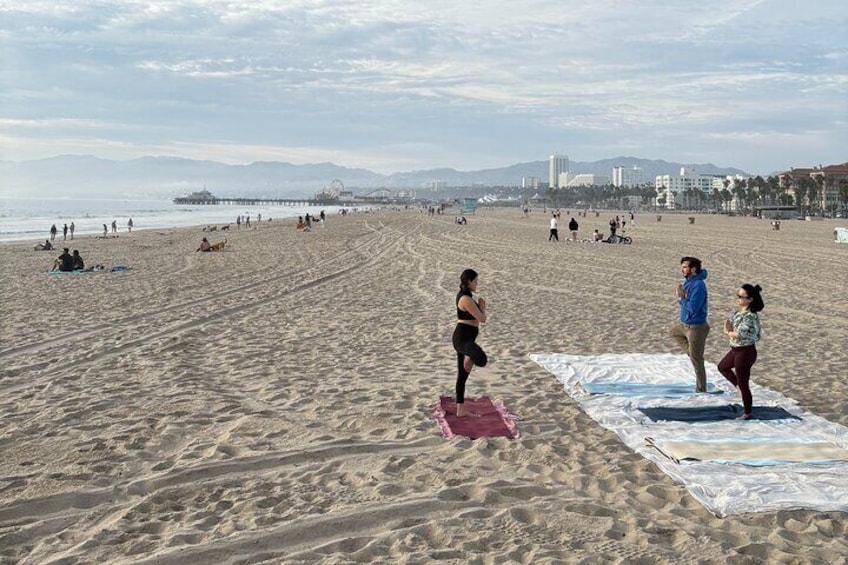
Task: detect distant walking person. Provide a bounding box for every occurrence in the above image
[127,218,133,232]
[568,217,579,241]
[69,222,75,239]
[50,224,58,241]
[718,284,764,420]
[63,223,68,240]
[103,224,108,237]
[111,220,117,233]
[236,215,242,230]
[669,256,710,392]
[452,269,488,418]
[549,213,559,241]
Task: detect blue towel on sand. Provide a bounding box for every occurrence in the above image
[580,381,721,398]
[639,404,801,423]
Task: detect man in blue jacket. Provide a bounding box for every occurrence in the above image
[670,256,710,392]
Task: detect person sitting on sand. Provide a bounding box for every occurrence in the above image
[53,248,74,272]
[593,229,604,242]
[35,239,53,251]
[196,237,212,252]
[296,216,310,231]
[72,249,84,270]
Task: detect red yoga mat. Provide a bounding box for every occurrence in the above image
[433,396,520,439]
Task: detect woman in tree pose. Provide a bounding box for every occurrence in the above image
[452,269,488,417]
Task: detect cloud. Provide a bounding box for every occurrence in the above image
[1,0,846,175]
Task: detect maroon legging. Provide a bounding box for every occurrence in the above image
[718,344,758,415]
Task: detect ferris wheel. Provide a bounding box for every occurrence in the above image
[329,179,344,192]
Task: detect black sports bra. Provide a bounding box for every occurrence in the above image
[456,290,477,320]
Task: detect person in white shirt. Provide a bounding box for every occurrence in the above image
[549,214,559,241]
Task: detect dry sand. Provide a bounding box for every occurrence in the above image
[1,209,846,564]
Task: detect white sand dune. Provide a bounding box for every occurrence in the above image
[1,209,846,563]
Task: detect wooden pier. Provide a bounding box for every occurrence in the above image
[172,196,347,207]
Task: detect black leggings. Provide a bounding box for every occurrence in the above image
[718,344,758,415]
[452,324,488,404]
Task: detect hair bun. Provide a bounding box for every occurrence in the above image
[754,284,762,292]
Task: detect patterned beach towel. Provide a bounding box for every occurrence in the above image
[529,352,848,516]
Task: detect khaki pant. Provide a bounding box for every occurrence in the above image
[669,322,710,392]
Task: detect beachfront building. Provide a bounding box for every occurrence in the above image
[522,176,542,189]
[549,154,569,188]
[655,167,715,209]
[612,166,644,188]
[780,164,848,214]
[566,174,610,188]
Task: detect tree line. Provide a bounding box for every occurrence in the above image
[544,175,848,215]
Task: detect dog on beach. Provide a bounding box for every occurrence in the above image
[220,224,230,231]
[210,239,227,251]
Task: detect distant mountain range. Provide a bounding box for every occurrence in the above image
[0,155,750,199]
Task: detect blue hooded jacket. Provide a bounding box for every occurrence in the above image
[679,268,708,325]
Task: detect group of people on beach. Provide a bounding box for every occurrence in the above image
[49,223,75,241]
[547,210,636,243]
[49,218,133,241]
[548,214,580,241]
[296,211,325,231]
[51,248,85,272]
[452,256,764,420]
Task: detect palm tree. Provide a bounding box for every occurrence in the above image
[752,176,766,207]
[797,177,817,214]
[839,179,848,216]
[780,175,794,206]
[732,179,746,214]
[683,187,695,210]
[711,186,722,212]
[721,179,731,213]
[813,175,827,215]
[721,188,733,213]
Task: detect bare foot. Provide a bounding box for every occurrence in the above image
[737,413,752,420]
[456,405,481,418]
[463,355,473,372]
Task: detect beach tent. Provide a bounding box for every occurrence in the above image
[835,227,848,243]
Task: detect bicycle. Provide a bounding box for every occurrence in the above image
[603,233,632,244]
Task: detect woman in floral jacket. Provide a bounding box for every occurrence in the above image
[718,283,764,420]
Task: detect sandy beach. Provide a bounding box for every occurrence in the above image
[1,208,846,564]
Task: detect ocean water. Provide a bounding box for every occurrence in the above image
[0,198,347,243]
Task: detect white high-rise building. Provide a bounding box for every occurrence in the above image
[549,154,569,188]
[655,167,714,209]
[612,166,644,188]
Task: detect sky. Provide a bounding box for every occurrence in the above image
[1,0,846,176]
